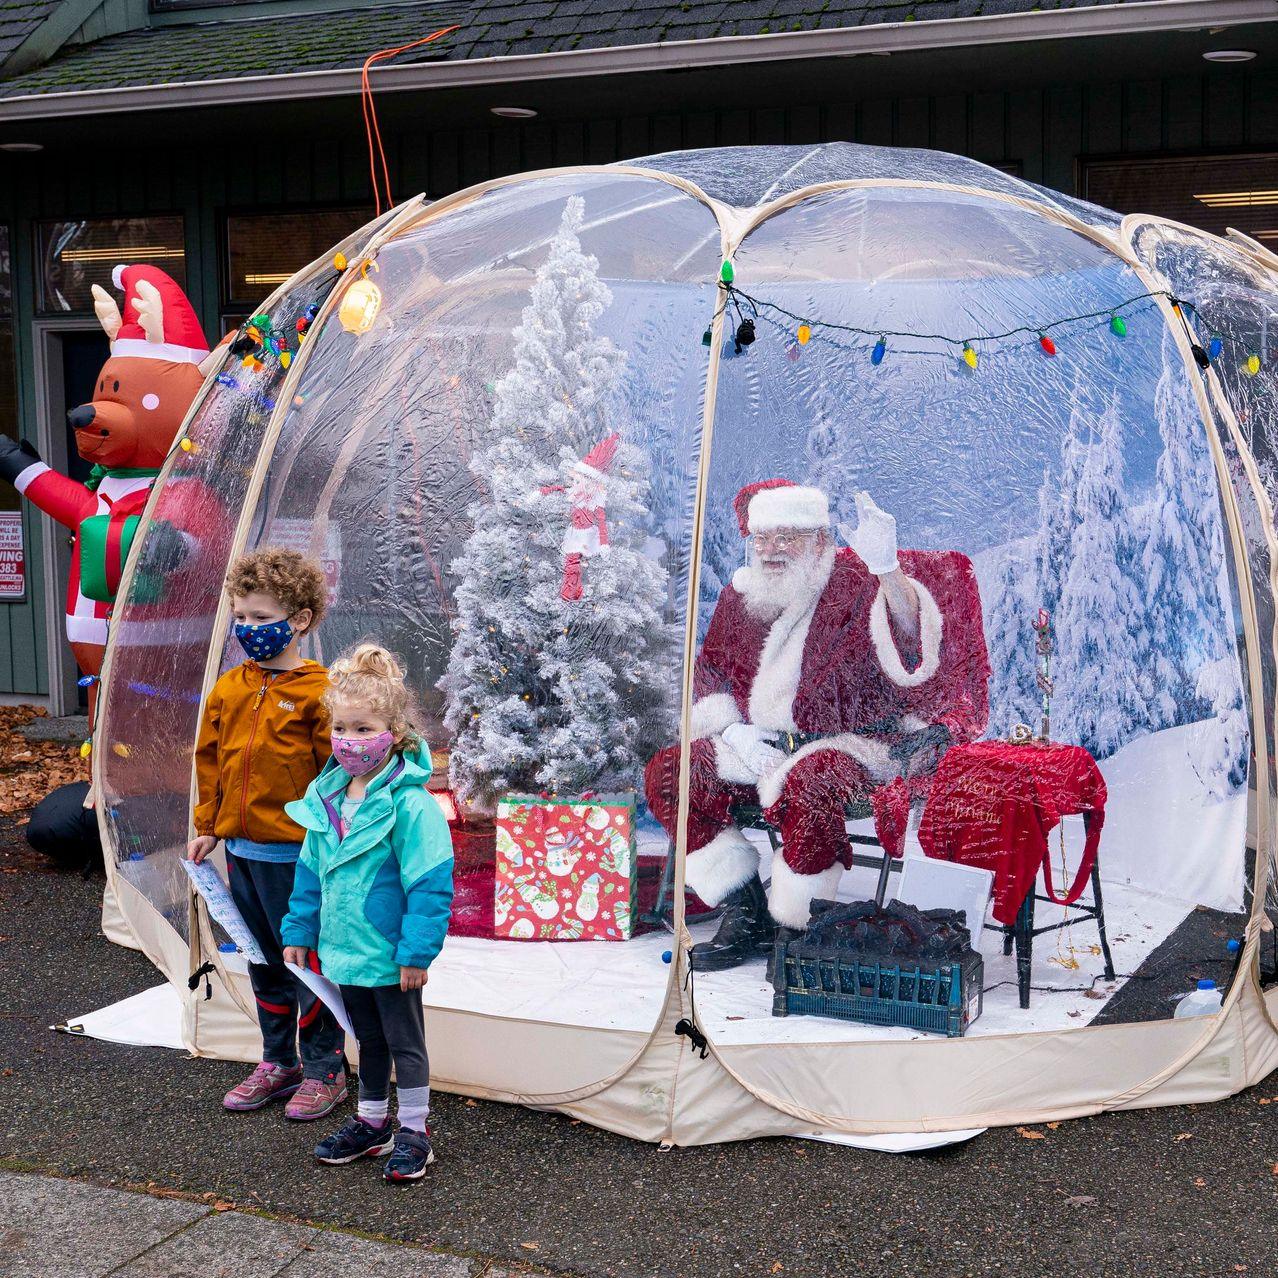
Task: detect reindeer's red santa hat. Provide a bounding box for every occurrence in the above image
[108,264,210,364]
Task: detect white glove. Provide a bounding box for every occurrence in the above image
[839,490,899,575]
[722,722,785,779]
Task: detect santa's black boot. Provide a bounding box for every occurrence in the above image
[690,874,775,972]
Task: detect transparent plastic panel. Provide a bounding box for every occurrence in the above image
[99,216,392,939]
[1127,220,1278,922]
[241,174,718,1074]
[634,141,1121,229]
[687,186,1251,1072]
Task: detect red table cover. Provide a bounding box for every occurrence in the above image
[916,740,1107,927]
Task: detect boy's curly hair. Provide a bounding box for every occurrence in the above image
[225,548,328,631]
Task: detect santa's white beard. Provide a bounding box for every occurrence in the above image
[736,543,835,621]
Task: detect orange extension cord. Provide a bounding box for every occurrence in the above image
[362,26,461,215]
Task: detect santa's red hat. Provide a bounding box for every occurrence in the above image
[109,264,210,365]
[733,478,830,536]
[574,432,621,481]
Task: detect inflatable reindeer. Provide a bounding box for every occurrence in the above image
[0,265,214,712]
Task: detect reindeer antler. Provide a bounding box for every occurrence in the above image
[133,279,164,345]
[90,284,122,341]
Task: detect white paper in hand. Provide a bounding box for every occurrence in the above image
[286,961,355,1039]
[181,857,267,966]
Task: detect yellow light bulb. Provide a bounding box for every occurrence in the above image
[1246,354,1261,376]
[338,276,382,334]
[963,343,978,370]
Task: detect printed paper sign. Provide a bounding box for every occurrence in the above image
[181,857,267,966]
[266,517,342,600]
[0,512,25,601]
[286,961,355,1039]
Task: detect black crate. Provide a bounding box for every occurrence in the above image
[771,941,984,1037]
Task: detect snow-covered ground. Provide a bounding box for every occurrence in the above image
[425,720,1248,1044]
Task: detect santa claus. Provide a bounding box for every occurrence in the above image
[643,479,989,971]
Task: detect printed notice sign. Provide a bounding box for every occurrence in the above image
[0,512,24,601]
[266,517,342,600]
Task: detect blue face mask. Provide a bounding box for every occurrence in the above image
[234,618,294,662]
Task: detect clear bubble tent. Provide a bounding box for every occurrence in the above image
[95,143,1278,1142]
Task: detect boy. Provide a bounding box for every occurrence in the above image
[188,548,346,1119]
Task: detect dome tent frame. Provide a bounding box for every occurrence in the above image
[93,153,1278,1143]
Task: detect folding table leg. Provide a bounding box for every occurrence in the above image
[1003,928,1014,957]
[1090,863,1116,980]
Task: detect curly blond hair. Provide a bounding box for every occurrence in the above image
[323,643,420,746]
[225,548,327,631]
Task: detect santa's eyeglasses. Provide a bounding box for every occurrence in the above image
[750,529,822,552]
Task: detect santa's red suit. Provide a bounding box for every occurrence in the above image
[644,481,989,929]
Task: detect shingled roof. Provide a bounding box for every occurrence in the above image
[0,0,59,67]
[0,0,1169,101]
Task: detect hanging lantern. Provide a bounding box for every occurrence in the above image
[1246,353,1262,376]
[338,262,382,335]
[1039,333,1057,357]
[871,336,886,366]
[1109,314,1127,338]
[796,323,811,345]
[962,341,978,370]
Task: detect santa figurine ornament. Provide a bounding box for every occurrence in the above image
[555,432,619,602]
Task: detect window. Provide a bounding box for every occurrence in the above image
[37,216,186,314]
[1082,153,1278,241]
[1,224,22,597]
[223,207,373,322]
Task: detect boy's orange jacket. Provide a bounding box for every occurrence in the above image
[193,660,332,844]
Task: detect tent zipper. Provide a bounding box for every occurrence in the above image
[240,670,271,838]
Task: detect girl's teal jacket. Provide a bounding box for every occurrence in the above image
[280,740,454,987]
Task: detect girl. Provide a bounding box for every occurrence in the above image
[282,644,453,1181]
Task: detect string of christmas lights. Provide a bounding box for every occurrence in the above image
[706,261,1267,377]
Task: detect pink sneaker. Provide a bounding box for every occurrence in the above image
[223,1061,303,1112]
[285,1073,349,1122]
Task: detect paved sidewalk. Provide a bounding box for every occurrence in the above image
[0,1171,523,1278]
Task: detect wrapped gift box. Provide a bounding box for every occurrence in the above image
[494,793,637,940]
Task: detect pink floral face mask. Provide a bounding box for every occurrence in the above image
[331,731,396,777]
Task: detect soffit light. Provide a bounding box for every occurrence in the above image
[491,106,538,119]
[1202,49,1257,63]
[0,141,42,152]
[1194,189,1278,208]
[60,245,183,262]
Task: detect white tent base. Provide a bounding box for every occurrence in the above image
[54,983,186,1050]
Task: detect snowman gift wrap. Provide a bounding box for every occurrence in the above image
[493,794,638,940]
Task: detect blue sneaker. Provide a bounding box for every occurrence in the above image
[383,1127,435,1181]
[314,1116,394,1165]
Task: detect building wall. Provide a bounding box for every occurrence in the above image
[2,67,1276,699]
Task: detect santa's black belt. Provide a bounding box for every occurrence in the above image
[774,722,898,755]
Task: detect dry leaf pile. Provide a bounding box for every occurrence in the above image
[0,705,89,819]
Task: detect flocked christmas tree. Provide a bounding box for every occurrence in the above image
[1053,392,1151,756]
[440,197,677,812]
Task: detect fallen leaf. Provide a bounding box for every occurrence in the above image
[1174,1133,1193,1142]
[1064,1195,1097,1206]
[1271,1163,1278,1176]
[1016,1127,1045,1140]
[520,1242,540,1252]
[771,1265,784,1274]
[1084,989,1105,1000]
[464,1099,477,1107]
[1234,1266,1248,1272]
[1046,1122,1061,1130]
[1194,1178,1207,1187]
[1260,1098,1271,1105]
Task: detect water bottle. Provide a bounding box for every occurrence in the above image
[1174,978,1223,1018]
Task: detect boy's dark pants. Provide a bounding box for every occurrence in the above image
[227,851,345,1081]
[340,985,430,1098]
